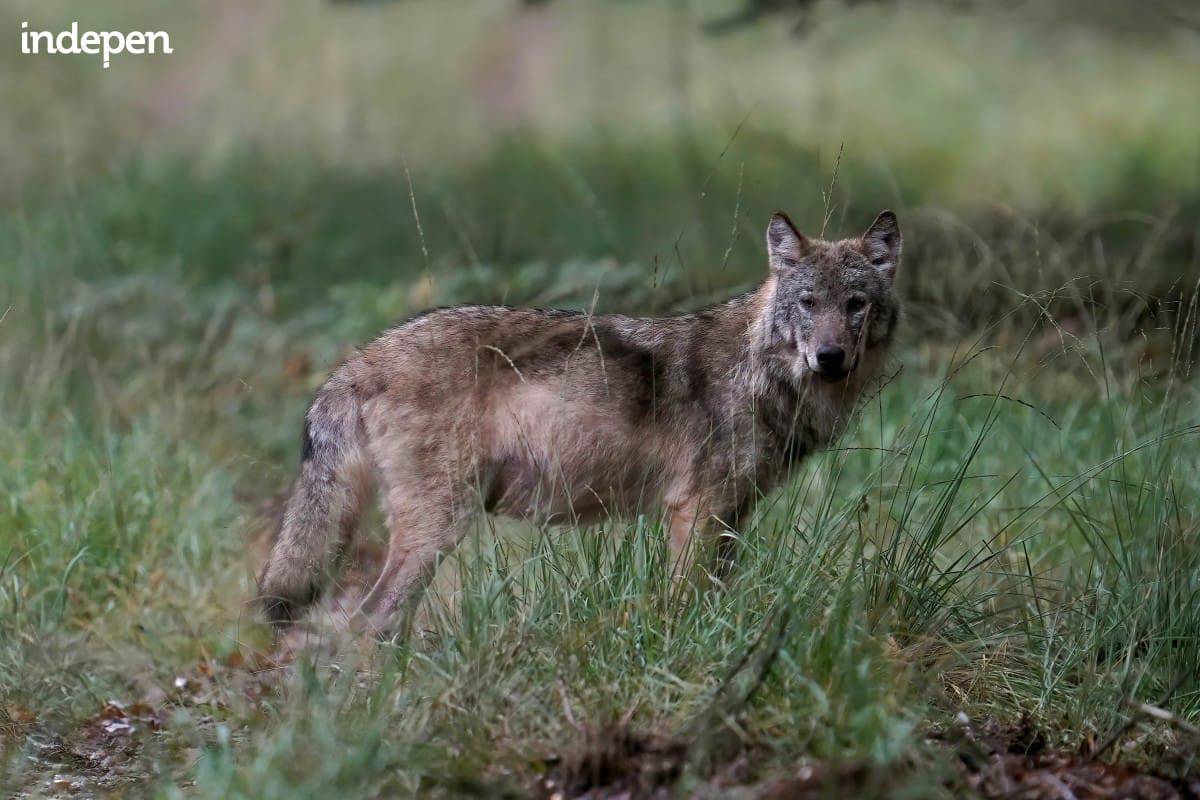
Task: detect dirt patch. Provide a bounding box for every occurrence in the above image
[535,715,1199,800]
[537,721,898,800]
[940,716,1199,800]
[541,724,689,800]
[16,651,286,798]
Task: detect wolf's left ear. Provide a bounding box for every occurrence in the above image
[862,210,901,279]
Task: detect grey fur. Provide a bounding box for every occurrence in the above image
[257,211,903,635]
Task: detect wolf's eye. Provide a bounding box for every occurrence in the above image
[846,297,867,313]
[799,295,815,311]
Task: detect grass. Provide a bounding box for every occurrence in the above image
[2,0,1199,796]
[1,175,1197,794]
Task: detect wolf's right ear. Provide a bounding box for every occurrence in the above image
[766,212,810,272]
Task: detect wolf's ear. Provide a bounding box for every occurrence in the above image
[766,212,810,272]
[862,210,901,279]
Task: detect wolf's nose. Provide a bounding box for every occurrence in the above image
[816,345,845,369]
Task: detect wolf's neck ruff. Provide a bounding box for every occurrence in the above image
[733,275,881,454]
[258,211,903,636]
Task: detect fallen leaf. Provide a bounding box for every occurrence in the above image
[99,701,127,719]
[101,719,134,736]
[5,704,37,724]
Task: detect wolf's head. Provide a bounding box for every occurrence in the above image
[762,210,901,384]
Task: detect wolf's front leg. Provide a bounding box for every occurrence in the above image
[667,499,705,584]
[667,493,752,588]
[713,496,755,580]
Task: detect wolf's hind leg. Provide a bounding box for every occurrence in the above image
[258,381,372,626]
[355,484,471,638]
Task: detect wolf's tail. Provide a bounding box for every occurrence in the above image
[258,373,372,625]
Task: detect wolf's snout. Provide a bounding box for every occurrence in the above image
[815,345,845,370]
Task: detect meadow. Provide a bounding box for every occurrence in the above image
[1,1,1199,797]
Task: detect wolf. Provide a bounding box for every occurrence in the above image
[258,210,902,635]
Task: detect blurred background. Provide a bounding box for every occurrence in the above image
[4,0,1198,328]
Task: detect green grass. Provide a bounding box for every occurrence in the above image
[1,187,1197,794]
[2,1,1199,795]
